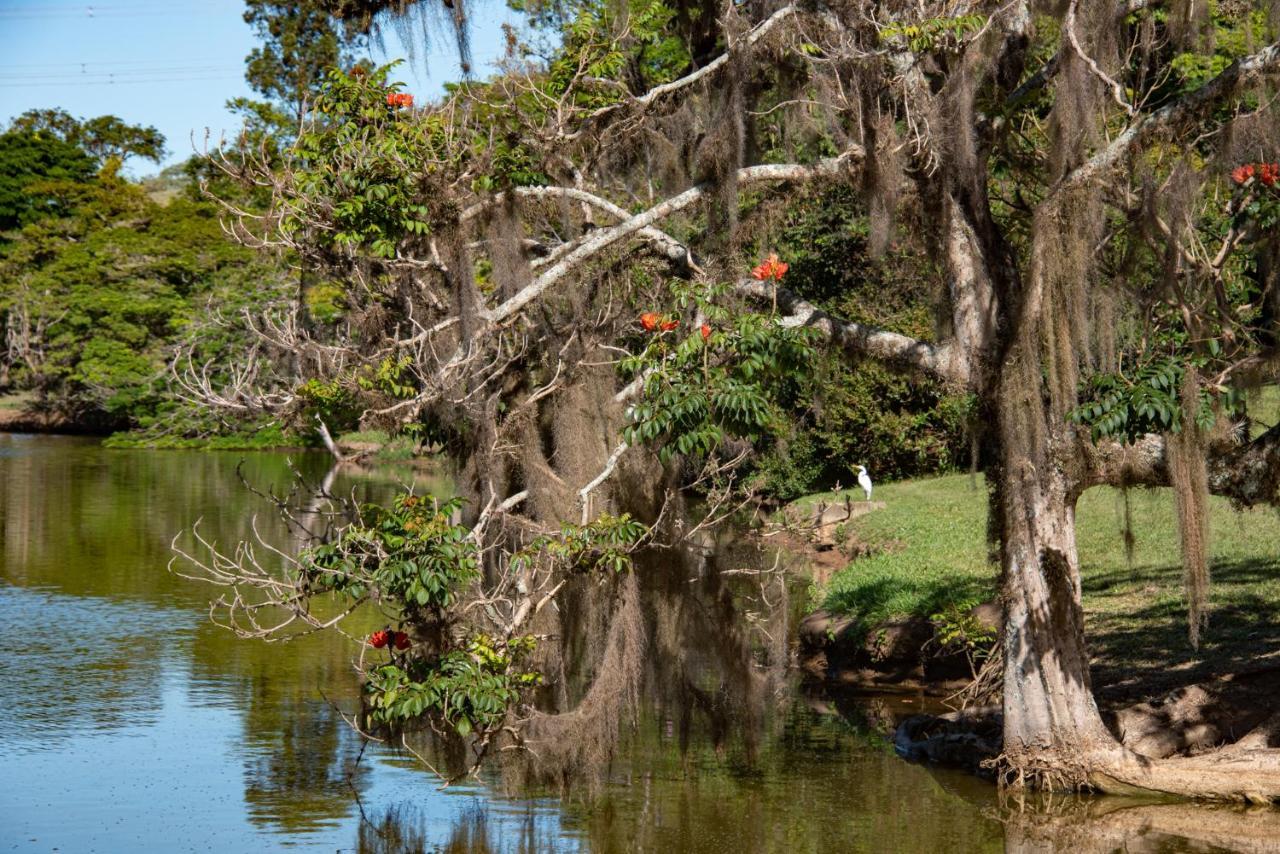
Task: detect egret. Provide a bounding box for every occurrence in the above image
[856,465,872,502]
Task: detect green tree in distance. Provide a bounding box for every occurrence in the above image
[0,129,94,231]
[9,108,166,164]
[243,0,353,125]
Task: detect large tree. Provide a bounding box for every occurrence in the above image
[192,0,1280,799]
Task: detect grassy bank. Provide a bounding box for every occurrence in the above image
[806,473,1280,694]
[102,423,303,450]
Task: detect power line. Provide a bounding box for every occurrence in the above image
[0,74,243,88]
[0,65,241,81]
[0,58,230,69]
[0,4,228,19]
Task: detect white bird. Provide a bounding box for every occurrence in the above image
[856,465,873,502]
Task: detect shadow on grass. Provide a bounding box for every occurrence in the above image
[1083,555,1280,702]
[822,573,993,635]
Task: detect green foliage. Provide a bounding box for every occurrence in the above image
[1069,358,1219,443]
[879,14,986,53]
[542,0,690,108]
[297,493,562,738]
[303,494,478,607]
[929,601,996,662]
[356,355,416,399]
[751,188,972,498]
[0,128,95,231]
[242,0,350,117]
[304,280,347,323]
[1167,5,1269,93]
[287,64,444,258]
[0,170,282,425]
[363,635,542,735]
[512,513,647,576]
[621,281,816,463]
[296,377,362,431]
[7,108,165,166]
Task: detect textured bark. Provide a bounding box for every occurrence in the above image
[996,362,1120,788]
[1076,421,1280,507]
[997,434,1280,799]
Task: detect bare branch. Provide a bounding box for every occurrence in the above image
[483,152,863,326]
[1077,422,1280,508]
[579,441,629,524]
[1066,39,1280,190]
[566,5,803,136]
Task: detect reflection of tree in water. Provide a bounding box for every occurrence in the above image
[504,528,793,792]
[242,686,372,833]
[357,805,561,854]
[997,796,1280,854]
[185,613,380,834]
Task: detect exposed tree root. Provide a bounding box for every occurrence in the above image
[1087,747,1280,804]
[902,668,1280,803]
[991,743,1280,803]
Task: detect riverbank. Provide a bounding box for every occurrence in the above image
[783,473,1280,708]
[0,393,93,434]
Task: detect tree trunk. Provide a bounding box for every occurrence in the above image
[996,364,1280,800]
[997,429,1122,789]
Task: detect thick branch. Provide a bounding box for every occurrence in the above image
[1077,422,1280,506]
[735,280,968,385]
[483,152,862,325]
[464,185,692,267]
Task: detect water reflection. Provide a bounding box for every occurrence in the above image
[0,435,1275,852]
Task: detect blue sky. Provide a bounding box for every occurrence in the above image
[0,0,523,175]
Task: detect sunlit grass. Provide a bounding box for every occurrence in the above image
[810,472,1280,690]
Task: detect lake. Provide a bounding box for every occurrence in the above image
[1,434,1275,853]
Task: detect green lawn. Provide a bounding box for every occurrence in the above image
[809,473,1280,695]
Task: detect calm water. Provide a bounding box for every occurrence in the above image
[2,435,1277,853]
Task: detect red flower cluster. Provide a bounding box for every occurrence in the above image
[386,92,414,108]
[751,253,789,281]
[638,312,678,332]
[700,323,712,341]
[1232,162,1279,187]
[369,630,412,650]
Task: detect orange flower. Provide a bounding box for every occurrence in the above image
[639,312,660,332]
[751,253,789,281]
[1260,162,1279,188]
[1232,163,1256,185]
[400,93,414,108]
[660,319,679,332]
[700,324,711,341]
